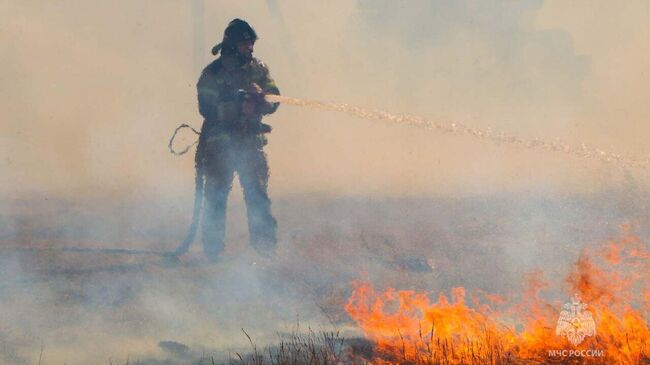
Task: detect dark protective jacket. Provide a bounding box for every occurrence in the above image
[196,53,280,136]
[175,52,280,258]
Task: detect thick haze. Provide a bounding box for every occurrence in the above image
[1,3,649,364]
[1,0,649,198]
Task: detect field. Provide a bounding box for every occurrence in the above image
[1,188,648,364]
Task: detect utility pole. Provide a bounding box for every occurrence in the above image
[192,0,205,75]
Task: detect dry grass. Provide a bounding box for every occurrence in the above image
[228,328,354,365]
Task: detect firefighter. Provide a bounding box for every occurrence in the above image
[195,19,280,261]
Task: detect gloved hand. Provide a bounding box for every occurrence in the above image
[241,83,265,117]
[247,82,263,96]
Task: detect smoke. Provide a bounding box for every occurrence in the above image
[2,0,649,198]
[1,1,650,364]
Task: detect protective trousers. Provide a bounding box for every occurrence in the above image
[200,133,277,260]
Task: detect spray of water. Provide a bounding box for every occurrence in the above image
[265,94,650,169]
[170,94,649,169]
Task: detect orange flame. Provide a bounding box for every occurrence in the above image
[346,226,649,364]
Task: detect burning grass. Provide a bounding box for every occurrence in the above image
[345,226,649,364]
